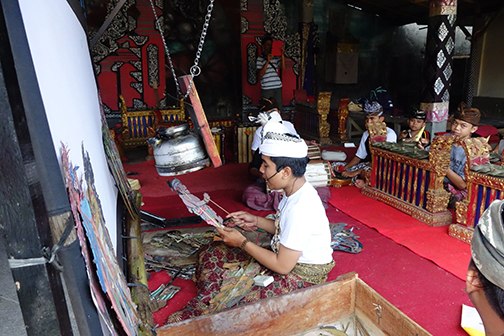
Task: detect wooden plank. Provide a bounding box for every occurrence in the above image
[127,193,154,335]
[159,272,431,335]
[178,75,222,168]
[355,278,431,336]
[158,273,357,336]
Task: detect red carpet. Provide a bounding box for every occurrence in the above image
[126,160,471,335]
[325,210,470,336]
[329,186,471,280]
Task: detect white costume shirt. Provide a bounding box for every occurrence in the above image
[251,120,298,151]
[277,182,333,264]
[355,127,397,160]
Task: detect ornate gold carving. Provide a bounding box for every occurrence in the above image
[363,168,372,187]
[455,199,469,225]
[448,224,473,244]
[419,164,426,203]
[383,157,389,191]
[412,166,419,201]
[317,92,331,143]
[428,135,454,190]
[469,172,504,189]
[367,120,387,143]
[394,161,401,196]
[464,137,491,166]
[451,139,504,233]
[337,98,350,141]
[426,189,451,213]
[362,188,452,226]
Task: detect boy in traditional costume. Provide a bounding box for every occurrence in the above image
[342,101,397,188]
[445,105,480,204]
[399,109,430,149]
[168,121,334,322]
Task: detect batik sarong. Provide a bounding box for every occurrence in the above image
[166,242,311,323]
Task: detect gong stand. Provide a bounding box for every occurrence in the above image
[179,75,222,168]
[148,0,221,168]
[148,0,215,99]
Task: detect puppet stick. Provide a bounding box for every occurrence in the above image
[207,198,230,215]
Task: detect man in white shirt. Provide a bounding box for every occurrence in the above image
[223,120,334,278]
[342,101,397,187]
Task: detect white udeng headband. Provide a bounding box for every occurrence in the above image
[268,111,282,122]
[259,122,308,158]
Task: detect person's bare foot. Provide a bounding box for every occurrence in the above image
[354,179,366,189]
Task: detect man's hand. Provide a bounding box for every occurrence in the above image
[225,211,258,231]
[216,227,246,248]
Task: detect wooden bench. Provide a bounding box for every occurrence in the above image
[362,135,454,226]
[119,95,186,150]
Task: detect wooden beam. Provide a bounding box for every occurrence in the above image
[178,75,222,168]
[127,193,154,335]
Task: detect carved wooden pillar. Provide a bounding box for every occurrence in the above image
[317,92,332,145]
[337,98,350,141]
[420,0,457,138]
[426,135,454,213]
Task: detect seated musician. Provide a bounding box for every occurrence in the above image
[243,97,298,210]
[342,101,397,188]
[466,199,504,335]
[168,121,334,322]
[398,108,430,150]
[445,104,480,205]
